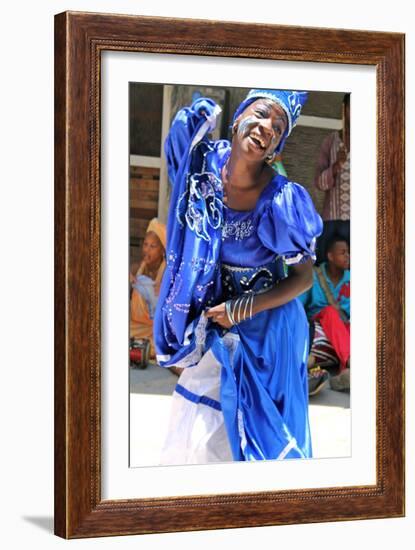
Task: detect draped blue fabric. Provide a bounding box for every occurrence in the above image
[210,301,312,460]
[154,98,227,367]
[154,97,323,461]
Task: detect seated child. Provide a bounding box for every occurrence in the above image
[299,235,350,392]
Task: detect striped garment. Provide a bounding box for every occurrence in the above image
[314,131,350,222]
[310,320,339,366]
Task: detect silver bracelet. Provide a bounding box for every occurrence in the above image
[232,296,242,324]
[242,294,250,321]
[249,294,255,319]
[225,300,235,326]
[237,296,244,324]
[227,294,255,325]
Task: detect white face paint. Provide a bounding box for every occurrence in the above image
[234,99,288,158]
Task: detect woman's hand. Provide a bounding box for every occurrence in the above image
[205,302,233,329]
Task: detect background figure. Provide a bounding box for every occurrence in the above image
[299,235,350,391]
[314,94,350,265]
[130,218,166,358]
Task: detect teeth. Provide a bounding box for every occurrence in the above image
[250,135,265,148]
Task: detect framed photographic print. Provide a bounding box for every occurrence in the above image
[127,82,352,471]
[54,11,405,538]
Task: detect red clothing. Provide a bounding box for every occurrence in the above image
[313,305,350,370]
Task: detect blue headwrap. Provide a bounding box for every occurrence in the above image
[232,89,308,153]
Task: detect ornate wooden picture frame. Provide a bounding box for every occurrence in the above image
[54,11,405,538]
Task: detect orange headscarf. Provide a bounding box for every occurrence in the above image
[145,217,166,249]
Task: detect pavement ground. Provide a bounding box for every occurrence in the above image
[130,362,350,467]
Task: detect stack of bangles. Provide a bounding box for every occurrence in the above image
[225,293,255,326]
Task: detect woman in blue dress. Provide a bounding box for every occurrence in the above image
[154,89,323,465]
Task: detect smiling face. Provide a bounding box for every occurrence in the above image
[142,231,165,271]
[233,99,288,161]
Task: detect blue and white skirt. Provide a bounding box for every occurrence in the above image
[160,298,312,465]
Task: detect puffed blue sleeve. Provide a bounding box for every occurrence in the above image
[164,97,221,185]
[258,180,323,264]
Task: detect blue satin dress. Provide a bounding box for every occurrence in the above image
[154,98,323,464]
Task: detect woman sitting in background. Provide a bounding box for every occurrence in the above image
[130,218,166,358]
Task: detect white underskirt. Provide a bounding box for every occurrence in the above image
[159,347,233,466]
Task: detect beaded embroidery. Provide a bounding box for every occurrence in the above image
[171,315,208,369]
[222,218,255,241]
[175,141,224,242]
[221,258,283,298]
[190,257,217,274]
[174,303,190,313]
[165,263,184,304]
[283,237,317,265]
